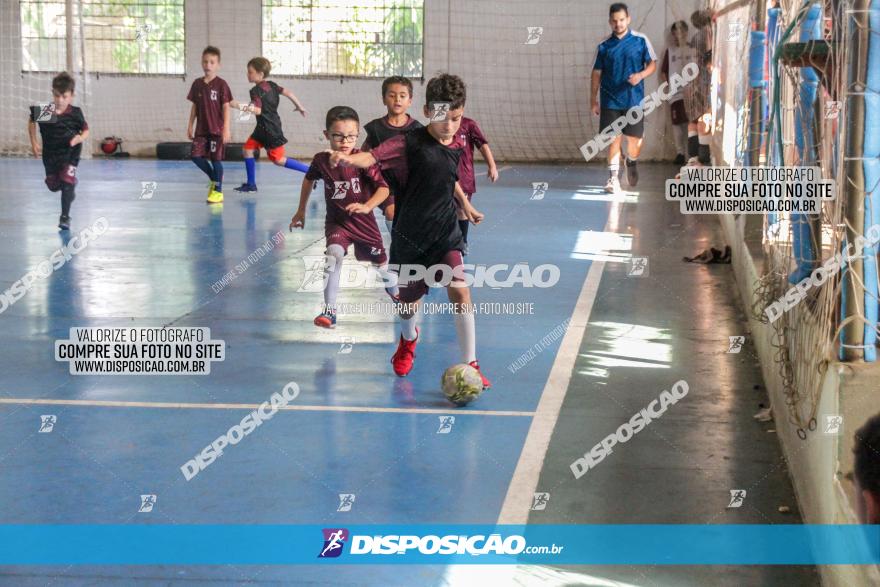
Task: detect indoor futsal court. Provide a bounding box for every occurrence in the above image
[2,0,880,586]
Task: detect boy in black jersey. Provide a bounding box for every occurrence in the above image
[232,57,309,192]
[331,74,490,389]
[360,76,423,233]
[27,72,89,231]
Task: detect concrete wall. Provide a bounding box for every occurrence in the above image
[1,0,702,160]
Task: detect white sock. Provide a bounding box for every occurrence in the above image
[323,244,345,311]
[673,124,687,156]
[385,219,393,234]
[454,311,476,363]
[376,263,399,297]
[401,313,419,341]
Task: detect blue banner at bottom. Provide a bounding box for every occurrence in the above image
[0,525,878,565]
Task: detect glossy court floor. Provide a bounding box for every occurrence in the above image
[0,159,816,586]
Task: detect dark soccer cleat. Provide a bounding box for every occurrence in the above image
[625,158,639,187]
[234,183,258,193]
[673,154,686,166]
[469,360,491,390]
[391,327,419,376]
[58,215,71,231]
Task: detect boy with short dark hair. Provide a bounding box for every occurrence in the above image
[28,72,89,230]
[330,74,491,389]
[187,46,232,204]
[290,106,398,329]
[360,76,423,233]
[233,57,309,193]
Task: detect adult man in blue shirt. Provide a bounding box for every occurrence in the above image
[591,3,657,193]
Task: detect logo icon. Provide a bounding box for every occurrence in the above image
[36,103,56,123]
[429,102,451,122]
[727,336,745,354]
[628,257,649,277]
[139,494,157,513]
[338,337,355,355]
[727,489,746,508]
[318,528,349,558]
[135,23,152,40]
[298,256,330,293]
[437,416,455,434]
[524,27,544,45]
[210,89,218,101]
[350,177,361,194]
[823,415,843,435]
[140,181,157,200]
[370,246,383,256]
[531,182,548,200]
[727,21,745,42]
[39,415,57,433]
[332,181,349,199]
[824,101,841,120]
[337,493,356,512]
[531,492,550,510]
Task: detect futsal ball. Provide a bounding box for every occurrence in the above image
[441,363,484,406]
[101,136,120,155]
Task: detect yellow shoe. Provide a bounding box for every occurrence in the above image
[206,189,224,204]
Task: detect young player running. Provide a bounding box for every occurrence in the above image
[330,74,490,389]
[186,46,232,204]
[360,76,423,234]
[289,106,399,328]
[27,72,89,230]
[232,57,309,193]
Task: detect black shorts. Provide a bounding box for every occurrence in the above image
[599,107,644,139]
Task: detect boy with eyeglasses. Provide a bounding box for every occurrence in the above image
[289,106,399,329]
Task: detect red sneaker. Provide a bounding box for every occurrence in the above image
[469,360,491,390]
[391,327,419,376]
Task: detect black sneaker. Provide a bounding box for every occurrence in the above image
[673,154,686,165]
[625,158,639,187]
[234,183,258,193]
[58,215,71,231]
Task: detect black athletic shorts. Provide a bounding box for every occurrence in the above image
[599,107,644,139]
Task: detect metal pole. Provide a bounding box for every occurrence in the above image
[65,0,74,73]
[843,0,869,360]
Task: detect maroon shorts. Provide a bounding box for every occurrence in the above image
[377,194,395,213]
[670,100,688,125]
[398,249,466,304]
[326,225,387,264]
[45,164,78,192]
[191,134,225,161]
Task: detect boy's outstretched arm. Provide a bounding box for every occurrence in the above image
[27,119,41,157]
[330,150,376,169]
[290,174,315,230]
[346,186,389,215]
[187,104,196,140]
[454,182,484,224]
[479,143,498,181]
[281,88,307,117]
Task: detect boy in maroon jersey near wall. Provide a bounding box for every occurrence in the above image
[360,76,423,234]
[232,57,309,193]
[186,46,232,204]
[330,74,491,389]
[290,106,399,328]
[455,116,498,254]
[27,72,89,231]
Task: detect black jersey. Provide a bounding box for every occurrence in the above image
[371,127,466,267]
[249,80,287,149]
[30,104,88,166]
[362,115,422,150]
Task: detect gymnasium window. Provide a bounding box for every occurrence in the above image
[262,0,424,78]
[20,0,185,74]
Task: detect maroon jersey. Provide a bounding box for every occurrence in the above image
[306,149,388,245]
[371,127,466,267]
[187,76,232,136]
[362,114,423,150]
[455,117,488,195]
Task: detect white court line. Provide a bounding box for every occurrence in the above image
[0,397,533,418]
[497,198,621,524]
